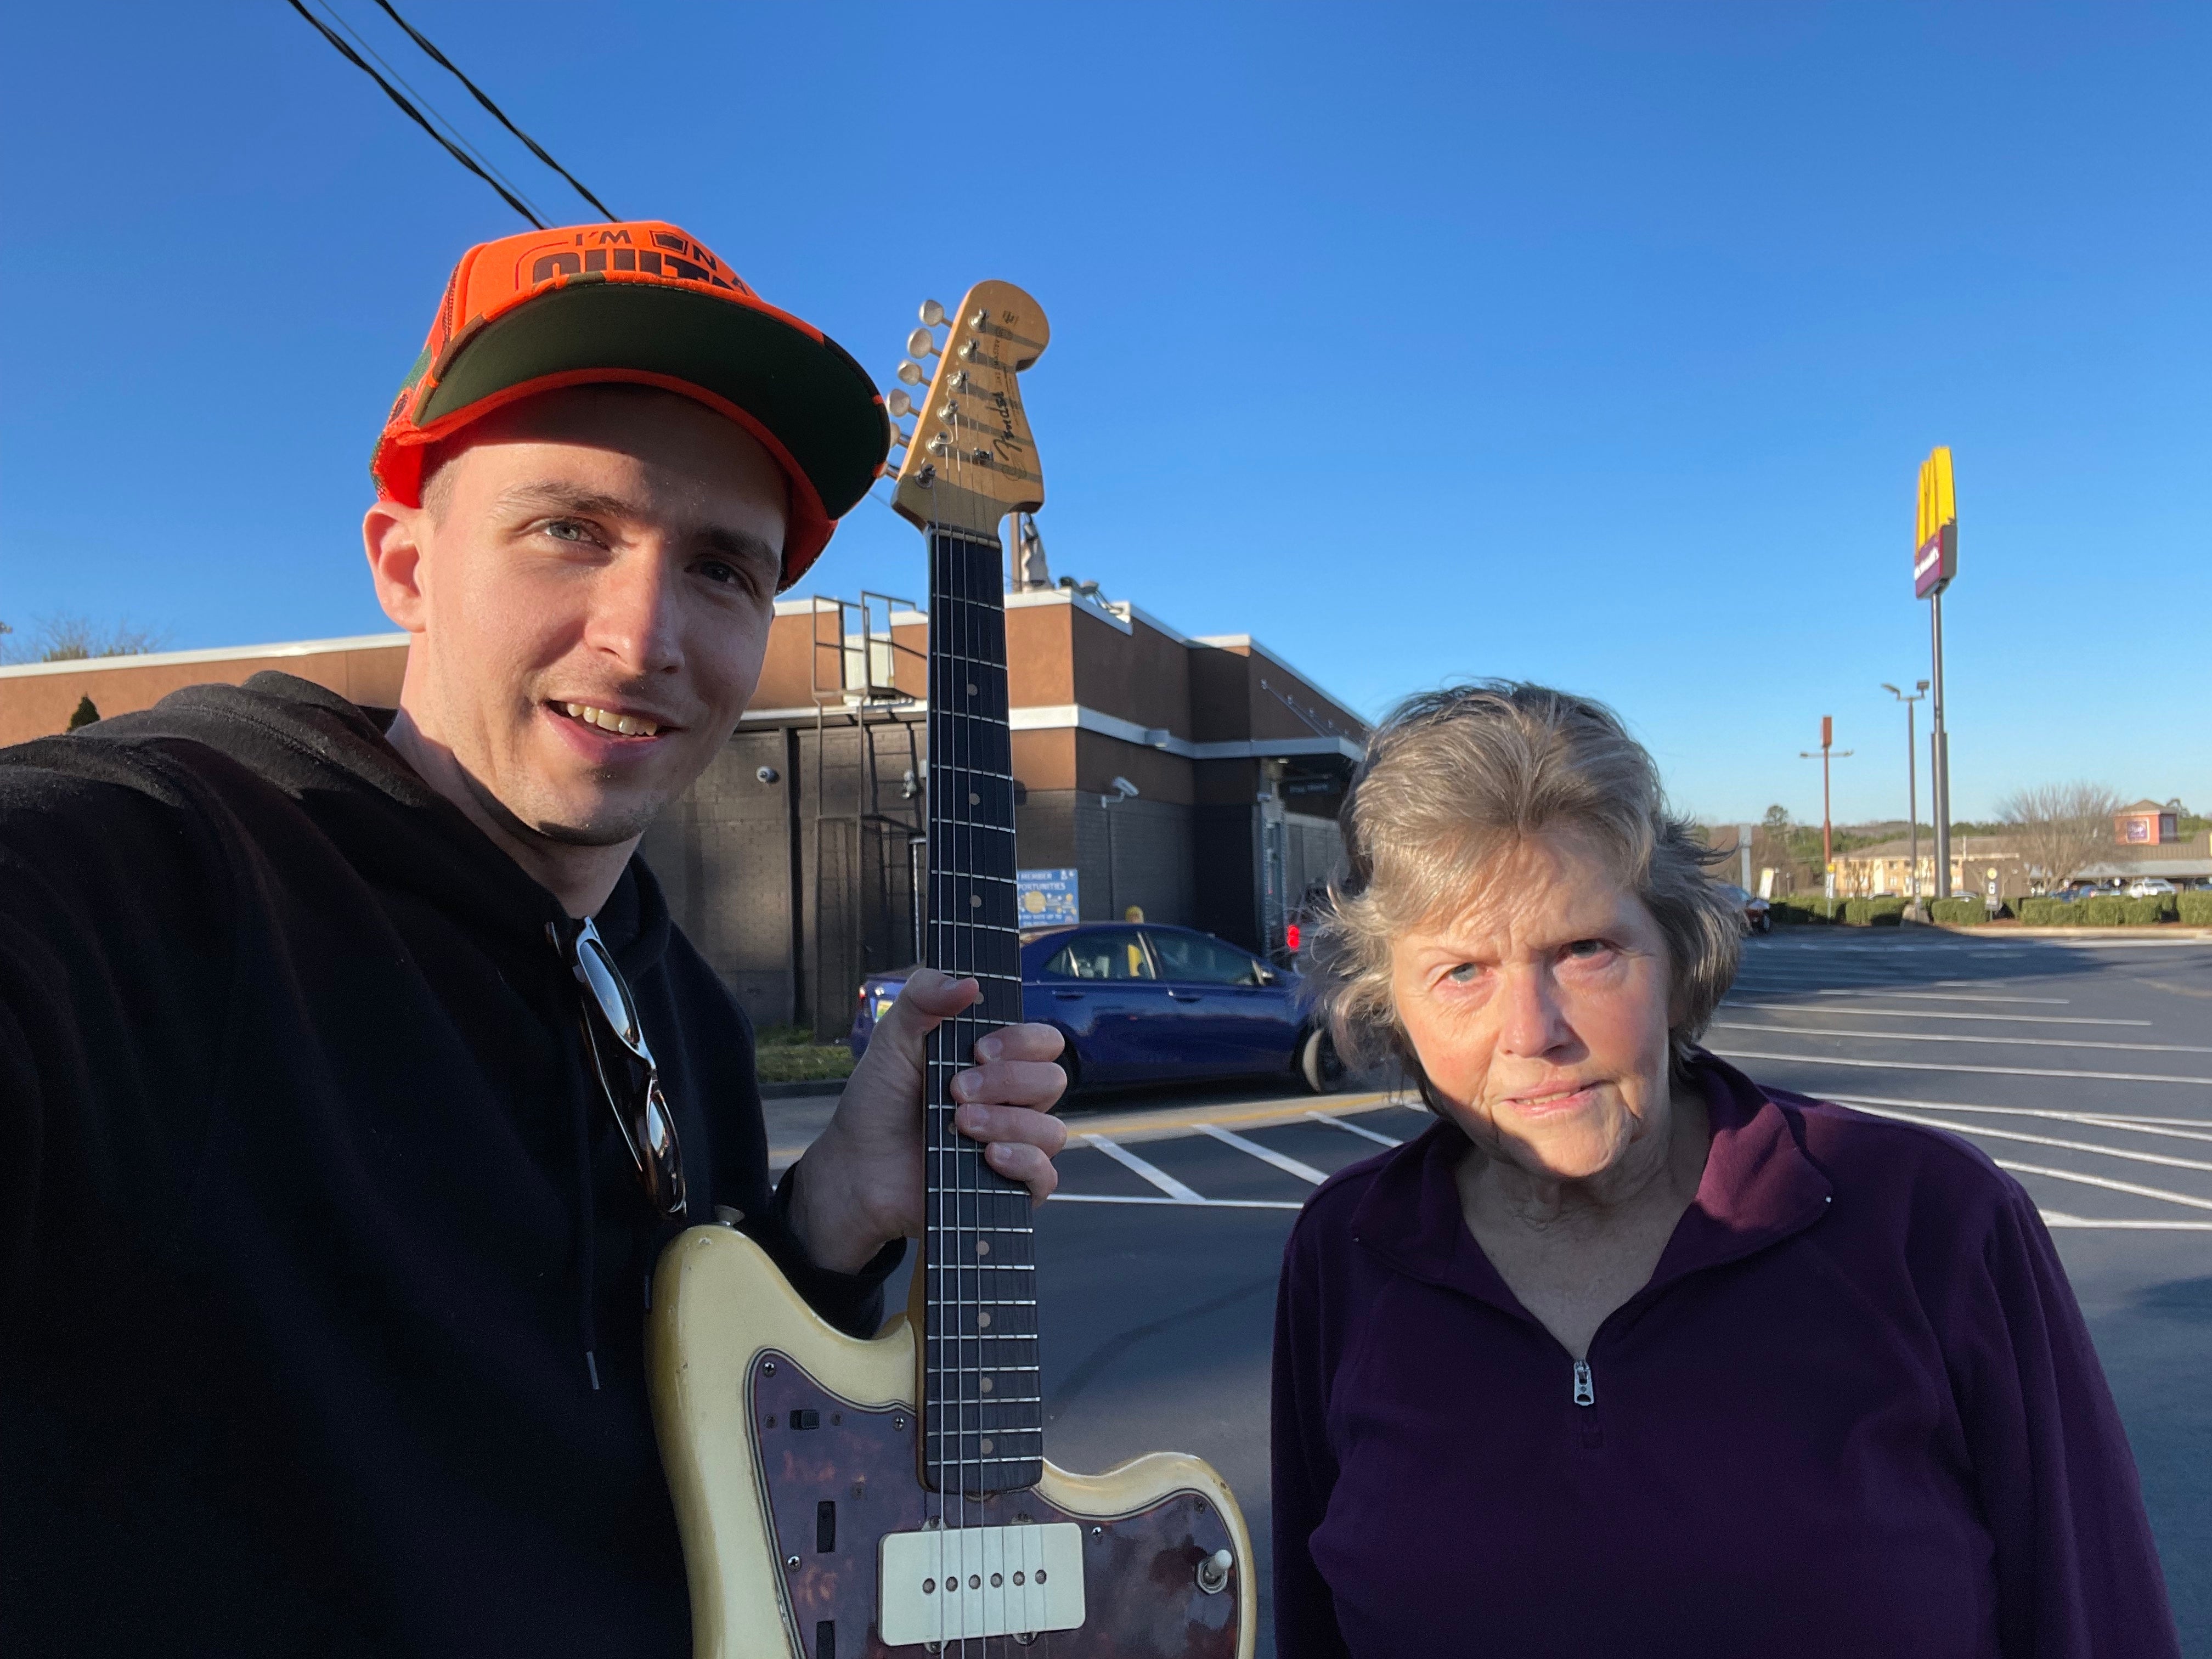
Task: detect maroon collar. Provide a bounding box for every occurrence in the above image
[1350,1056,1834,1321]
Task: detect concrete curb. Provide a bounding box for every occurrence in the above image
[1926,925,2212,940]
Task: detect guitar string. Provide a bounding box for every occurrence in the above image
[925,329,1052,1652]
[974,335,1043,1657]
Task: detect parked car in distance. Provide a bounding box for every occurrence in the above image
[848,922,1345,1094]
[1715,883,1770,934]
[2126,878,2179,898]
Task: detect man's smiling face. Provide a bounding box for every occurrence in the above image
[367,384,788,853]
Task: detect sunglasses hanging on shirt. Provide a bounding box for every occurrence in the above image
[565,916,687,1218]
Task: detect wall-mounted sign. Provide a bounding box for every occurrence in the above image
[1017,868,1080,927]
[1915,445,1957,599]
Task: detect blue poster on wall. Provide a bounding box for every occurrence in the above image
[1017,868,1080,928]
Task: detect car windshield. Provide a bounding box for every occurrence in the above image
[1042,929,1155,980]
[1149,930,1267,985]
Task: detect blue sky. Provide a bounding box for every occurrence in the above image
[3,2,2206,826]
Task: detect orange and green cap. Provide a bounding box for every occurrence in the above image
[371,220,889,589]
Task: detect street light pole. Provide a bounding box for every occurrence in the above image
[1799,716,1855,915]
[1101,775,1139,920]
[1882,681,1929,916]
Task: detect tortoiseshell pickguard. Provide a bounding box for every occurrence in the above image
[749,1352,1243,1657]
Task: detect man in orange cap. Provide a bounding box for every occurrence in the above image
[0,223,1066,1655]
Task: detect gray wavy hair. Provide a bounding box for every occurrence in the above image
[1306,680,1742,1085]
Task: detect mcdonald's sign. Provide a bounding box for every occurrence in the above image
[1914,446,1957,599]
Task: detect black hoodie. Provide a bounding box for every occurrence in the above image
[0,673,898,1656]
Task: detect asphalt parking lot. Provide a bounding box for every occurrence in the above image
[806,929,2212,1655]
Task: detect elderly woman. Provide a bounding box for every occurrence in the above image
[1272,682,2176,1658]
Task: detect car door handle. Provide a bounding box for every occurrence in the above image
[1167,991,1203,1002]
[1052,990,1085,1000]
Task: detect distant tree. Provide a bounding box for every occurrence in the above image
[67,696,101,730]
[1996,782,2123,888]
[4,612,171,664]
[1762,804,1791,836]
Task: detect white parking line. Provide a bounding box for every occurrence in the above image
[1713,1021,2212,1056]
[1816,989,2074,1005]
[2040,1213,2212,1232]
[1200,1124,1327,1184]
[1711,1047,2212,1088]
[1051,1192,1301,1211]
[1825,1092,2212,1142]
[1725,1002,2142,1027]
[1843,1101,2212,1177]
[1081,1133,1203,1201]
[1309,1111,1403,1147]
[1989,1159,2212,1214]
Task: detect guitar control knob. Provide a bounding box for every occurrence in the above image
[1195,1548,1233,1595]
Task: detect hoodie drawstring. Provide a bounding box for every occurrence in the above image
[570,1016,601,1391]
[550,919,602,1392]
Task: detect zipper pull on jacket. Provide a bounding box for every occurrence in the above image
[1573,1358,1595,1406]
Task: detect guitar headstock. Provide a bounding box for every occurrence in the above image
[885,281,1048,539]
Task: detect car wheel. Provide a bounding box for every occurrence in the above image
[1299,1026,1347,1094]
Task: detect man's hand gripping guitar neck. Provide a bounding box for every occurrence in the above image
[786,971,1070,1274]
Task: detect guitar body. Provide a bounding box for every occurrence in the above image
[652,1226,1254,1657]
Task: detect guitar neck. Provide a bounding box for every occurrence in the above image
[922,524,1043,1497]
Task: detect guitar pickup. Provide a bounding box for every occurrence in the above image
[877,1521,1085,1645]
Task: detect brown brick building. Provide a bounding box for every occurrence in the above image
[0,588,1365,1036]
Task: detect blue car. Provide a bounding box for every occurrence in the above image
[847,922,1346,1094]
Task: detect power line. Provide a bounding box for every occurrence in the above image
[284,0,544,227]
[310,0,548,225]
[369,0,619,222]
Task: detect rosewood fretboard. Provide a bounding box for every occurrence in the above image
[922,526,1042,1497]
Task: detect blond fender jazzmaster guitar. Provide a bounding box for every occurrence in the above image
[651,283,1257,1659]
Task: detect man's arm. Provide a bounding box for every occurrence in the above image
[786,969,1067,1273]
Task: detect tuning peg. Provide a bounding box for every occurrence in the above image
[918,299,945,328]
[895,361,928,386]
[885,389,915,419]
[888,424,912,449]
[906,326,940,359]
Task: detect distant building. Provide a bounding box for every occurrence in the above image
[1833,836,2032,902]
[2073,832,2212,889]
[0,585,1365,1037]
[2114,799,2183,845]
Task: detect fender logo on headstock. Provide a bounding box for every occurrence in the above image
[889,283,1049,540]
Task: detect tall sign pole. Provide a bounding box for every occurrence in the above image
[1798,718,1853,915]
[1915,448,1959,899]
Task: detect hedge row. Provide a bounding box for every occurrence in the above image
[1773,891,2211,927]
[1929,897,1994,924]
[1770,895,1841,924]
[2014,895,2184,927]
[1843,896,1909,927]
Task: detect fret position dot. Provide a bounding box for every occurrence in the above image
[975,1239,991,1256]
[968,792,980,805]
[969,894,981,907]
[967,682,978,696]
[977,1311,991,1328]
[980,1376,994,1393]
